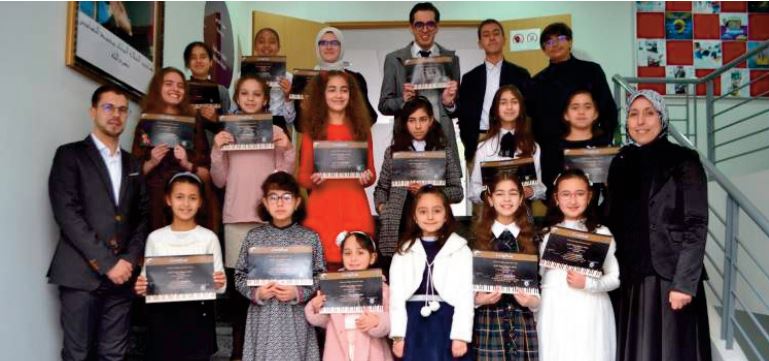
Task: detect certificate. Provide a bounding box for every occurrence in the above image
[188,81,221,109]
[540,226,612,278]
[145,254,216,304]
[246,245,314,286]
[138,113,196,150]
[240,56,287,87]
[473,250,539,295]
[391,151,447,187]
[220,113,274,151]
[480,157,537,188]
[313,141,368,179]
[563,147,620,184]
[289,69,320,100]
[319,269,383,314]
[404,56,453,90]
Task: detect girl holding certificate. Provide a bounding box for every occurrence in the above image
[210,75,295,361]
[374,96,463,262]
[537,169,618,361]
[132,67,215,232]
[389,186,473,361]
[252,27,296,126]
[183,41,230,128]
[234,171,325,361]
[471,172,541,361]
[469,85,546,204]
[305,231,393,361]
[606,90,710,361]
[297,70,376,271]
[134,172,226,361]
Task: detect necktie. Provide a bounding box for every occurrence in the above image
[497,230,519,252]
[419,50,431,58]
[499,132,516,158]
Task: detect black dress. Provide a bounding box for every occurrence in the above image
[145,300,217,361]
[606,137,711,361]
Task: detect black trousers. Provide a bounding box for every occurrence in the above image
[59,284,133,361]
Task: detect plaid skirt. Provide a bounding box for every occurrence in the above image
[473,300,539,361]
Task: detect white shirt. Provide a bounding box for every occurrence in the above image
[411,43,439,58]
[91,133,122,204]
[269,72,296,125]
[411,140,426,151]
[142,225,227,294]
[480,60,503,131]
[469,129,547,203]
[491,220,521,239]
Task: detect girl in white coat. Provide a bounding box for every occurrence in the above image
[389,186,474,361]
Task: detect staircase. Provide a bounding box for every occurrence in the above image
[612,39,769,361]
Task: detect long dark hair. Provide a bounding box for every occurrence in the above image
[562,88,603,139]
[232,75,269,112]
[391,96,447,152]
[257,171,307,223]
[544,168,600,232]
[141,67,194,116]
[485,85,536,157]
[471,173,537,254]
[300,70,371,141]
[396,186,457,254]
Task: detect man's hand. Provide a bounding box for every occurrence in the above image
[106,259,133,285]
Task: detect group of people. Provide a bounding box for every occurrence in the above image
[47,2,711,361]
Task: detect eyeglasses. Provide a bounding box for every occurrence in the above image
[267,193,294,204]
[544,35,570,48]
[413,21,437,31]
[318,40,341,47]
[100,103,130,115]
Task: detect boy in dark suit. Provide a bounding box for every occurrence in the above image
[48,85,148,361]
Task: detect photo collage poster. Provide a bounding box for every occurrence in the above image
[635,1,769,97]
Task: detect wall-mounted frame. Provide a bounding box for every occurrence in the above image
[66,1,165,100]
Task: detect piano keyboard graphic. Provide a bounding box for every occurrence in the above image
[392,180,446,187]
[473,284,540,296]
[192,104,221,109]
[289,94,306,100]
[320,305,384,314]
[318,171,363,179]
[247,278,314,287]
[221,143,275,151]
[146,291,216,304]
[413,82,449,90]
[540,260,602,278]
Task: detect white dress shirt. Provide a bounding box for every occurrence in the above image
[480,60,503,131]
[411,139,427,151]
[491,220,521,240]
[91,133,122,204]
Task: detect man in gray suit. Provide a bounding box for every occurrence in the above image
[48,85,148,361]
[378,2,462,175]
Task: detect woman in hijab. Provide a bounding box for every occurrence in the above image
[606,89,711,361]
[314,27,378,125]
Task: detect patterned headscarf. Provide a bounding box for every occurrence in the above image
[625,89,669,145]
[315,27,346,71]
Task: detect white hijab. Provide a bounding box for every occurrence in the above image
[314,27,347,71]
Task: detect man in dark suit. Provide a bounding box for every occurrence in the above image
[457,19,532,164]
[48,85,148,361]
[378,2,462,175]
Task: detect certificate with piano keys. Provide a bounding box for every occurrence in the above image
[403,56,453,90]
[391,151,447,187]
[313,141,368,179]
[540,226,612,278]
[563,147,620,184]
[289,69,320,100]
[480,157,537,188]
[220,113,274,151]
[188,81,221,109]
[246,245,314,286]
[145,254,216,304]
[138,113,196,150]
[240,56,287,87]
[473,250,539,295]
[319,269,383,314]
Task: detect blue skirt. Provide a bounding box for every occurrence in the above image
[404,301,473,361]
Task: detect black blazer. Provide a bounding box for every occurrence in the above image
[47,136,149,291]
[457,60,531,160]
[606,139,708,296]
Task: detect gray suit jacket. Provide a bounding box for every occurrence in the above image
[378,43,463,175]
[374,145,464,256]
[47,136,149,291]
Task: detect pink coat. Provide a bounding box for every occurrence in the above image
[305,283,393,361]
